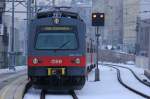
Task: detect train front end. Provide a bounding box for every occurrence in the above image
[27,11,86,90]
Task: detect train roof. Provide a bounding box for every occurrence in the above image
[36,11,83,21]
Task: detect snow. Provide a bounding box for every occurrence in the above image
[0,66,27,74]
[125,61,135,65]
[75,67,144,99]
[102,62,150,82]
[118,67,150,96]
[46,95,72,99]
[24,88,41,99]
[24,64,147,99]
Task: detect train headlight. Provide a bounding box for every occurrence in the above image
[75,58,80,64]
[54,18,60,24]
[32,58,39,64]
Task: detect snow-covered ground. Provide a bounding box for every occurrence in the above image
[0,66,27,74]
[118,66,150,96]
[102,62,150,82]
[24,62,149,99]
[76,66,145,99]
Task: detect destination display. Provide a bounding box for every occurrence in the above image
[39,26,73,31]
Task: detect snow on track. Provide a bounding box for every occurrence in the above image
[0,66,27,74]
[118,67,150,96]
[46,95,72,99]
[24,89,76,99]
[24,87,41,99]
[103,62,150,82]
[0,75,28,99]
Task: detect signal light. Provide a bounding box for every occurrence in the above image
[92,13,105,26]
[100,14,104,18]
[93,14,97,18]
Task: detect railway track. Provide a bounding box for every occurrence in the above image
[23,83,79,99]
[0,70,26,81]
[103,63,150,87]
[40,90,78,99]
[0,75,29,99]
[104,64,150,99]
[0,70,27,89]
[69,90,78,99]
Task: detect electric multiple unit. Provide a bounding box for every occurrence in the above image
[27,10,96,90]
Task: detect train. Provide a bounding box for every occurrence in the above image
[27,8,96,90]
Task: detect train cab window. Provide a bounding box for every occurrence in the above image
[35,33,78,50]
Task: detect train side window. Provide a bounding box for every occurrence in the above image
[88,48,90,53]
[93,46,95,53]
[86,43,88,53]
[87,43,90,53]
[92,45,94,53]
[93,46,94,53]
[90,46,93,53]
[90,47,91,53]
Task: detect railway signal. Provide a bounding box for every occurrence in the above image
[92,13,105,26]
[92,12,105,81]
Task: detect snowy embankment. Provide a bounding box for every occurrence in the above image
[0,65,27,74]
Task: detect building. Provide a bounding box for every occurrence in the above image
[0,0,8,68]
[92,0,123,48]
[104,0,123,46]
[135,0,150,79]
[145,19,150,79]
[45,0,123,48]
[3,15,26,66]
[123,0,140,53]
[136,18,150,57]
[0,24,8,68]
[135,18,150,70]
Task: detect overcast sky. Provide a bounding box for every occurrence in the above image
[4,0,150,19]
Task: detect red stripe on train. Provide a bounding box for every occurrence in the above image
[28,56,86,67]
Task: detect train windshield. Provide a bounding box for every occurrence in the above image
[35,33,78,50]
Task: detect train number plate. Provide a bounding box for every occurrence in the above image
[48,68,65,76]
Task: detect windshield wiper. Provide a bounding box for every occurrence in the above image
[58,41,71,49]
